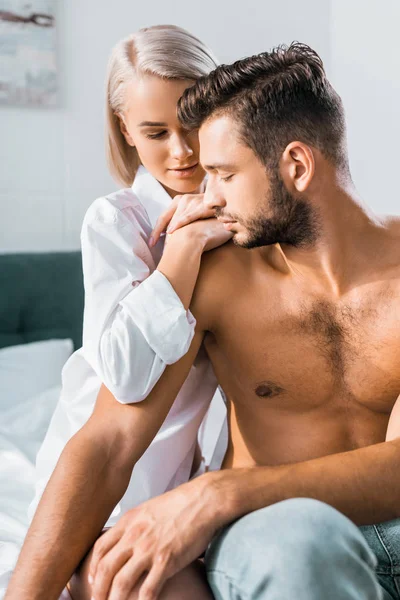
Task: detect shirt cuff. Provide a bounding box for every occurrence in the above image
[119,269,197,364]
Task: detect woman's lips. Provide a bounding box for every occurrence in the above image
[169,164,199,178]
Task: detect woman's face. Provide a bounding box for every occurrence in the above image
[119,75,205,197]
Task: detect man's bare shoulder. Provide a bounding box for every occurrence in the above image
[380,215,400,266]
[383,215,400,231]
[190,240,249,330]
[202,239,248,273]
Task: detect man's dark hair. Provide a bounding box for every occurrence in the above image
[178,42,348,171]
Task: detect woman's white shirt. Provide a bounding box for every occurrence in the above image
[29,166,227,528]
[81,168,197,403]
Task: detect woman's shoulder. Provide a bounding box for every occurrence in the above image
[83,187,147,228]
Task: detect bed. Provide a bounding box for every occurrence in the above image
[0,250,226,597]
[0,252,84,351]
[0,252,84,597]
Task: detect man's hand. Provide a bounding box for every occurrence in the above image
[88,473,225,600]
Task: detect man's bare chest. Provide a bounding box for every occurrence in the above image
[205,280,400,415]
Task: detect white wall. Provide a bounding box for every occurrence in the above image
[3,2,399,253]
[330,0,400,215]
[0,0,330,252]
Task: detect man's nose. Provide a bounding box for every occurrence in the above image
[170,134,193,161]
[204,182,225,211]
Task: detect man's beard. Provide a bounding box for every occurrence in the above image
[229,172,319,250]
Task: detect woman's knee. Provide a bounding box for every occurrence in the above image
[147,561,213,600]
[69,551,212,600]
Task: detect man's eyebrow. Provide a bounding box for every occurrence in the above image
[138,121,168,127]
[203,163,236,171]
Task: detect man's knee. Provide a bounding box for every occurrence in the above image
[205,498,378,592]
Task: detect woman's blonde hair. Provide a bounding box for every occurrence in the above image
[106,24,219,187]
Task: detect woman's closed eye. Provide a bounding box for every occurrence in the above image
[145,130,168,140]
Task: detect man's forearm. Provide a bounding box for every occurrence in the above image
[212,439,400,528]
[5,427,133,600]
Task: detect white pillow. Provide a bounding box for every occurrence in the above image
[0,338,73,410]
[0,339,74,597]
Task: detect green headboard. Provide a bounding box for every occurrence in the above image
[0,252,84,350]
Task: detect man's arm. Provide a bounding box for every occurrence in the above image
[5,329,204,600]
[212,437,400,528]
[204,397,400,531]
[386,394,400,441]
[85,435,400,600]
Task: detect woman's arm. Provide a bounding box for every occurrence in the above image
[157,217,232,309]
[81,198,228,404]
[5,330,205,600]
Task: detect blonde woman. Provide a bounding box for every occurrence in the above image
[6,25,231,600]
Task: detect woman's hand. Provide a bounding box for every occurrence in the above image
[149,193,215,247]
[154,205,232,311]
[171,217,233,252]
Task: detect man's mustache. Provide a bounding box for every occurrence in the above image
[214,207,236,221]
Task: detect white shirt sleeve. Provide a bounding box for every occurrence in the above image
[80,198,196,404]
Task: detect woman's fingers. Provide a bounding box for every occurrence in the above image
[167,206,215,234]
[166,212,200,234]
[150,203,178,247]
[150,193,213,245]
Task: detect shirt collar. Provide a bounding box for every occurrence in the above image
[132,165,173,230]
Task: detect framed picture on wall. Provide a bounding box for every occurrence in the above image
[0,0,57,107]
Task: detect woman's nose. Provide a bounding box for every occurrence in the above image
[170,135,194,161]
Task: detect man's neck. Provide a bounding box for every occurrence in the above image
[260,182,386,297]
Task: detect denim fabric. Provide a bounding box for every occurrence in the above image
[359,520,400,599]
[205,498,400,599]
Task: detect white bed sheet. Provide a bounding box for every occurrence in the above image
[0,384,62,597]
[0,338,226,598]
[0,338,73,598]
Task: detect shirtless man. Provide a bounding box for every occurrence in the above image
[6,43,400,600]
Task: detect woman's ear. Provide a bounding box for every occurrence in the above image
[117,113,135,147]
[280,142,315,192]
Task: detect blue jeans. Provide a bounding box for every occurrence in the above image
[205,498,400,599]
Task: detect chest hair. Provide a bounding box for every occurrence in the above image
[296,299,367,385]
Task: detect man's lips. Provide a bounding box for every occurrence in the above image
[217,217,236,224]
[217,217,237,231]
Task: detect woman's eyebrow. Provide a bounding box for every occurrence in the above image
[138,121,168,127]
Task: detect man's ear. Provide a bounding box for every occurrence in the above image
[280,142,315,192]
[117,113,135,147]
